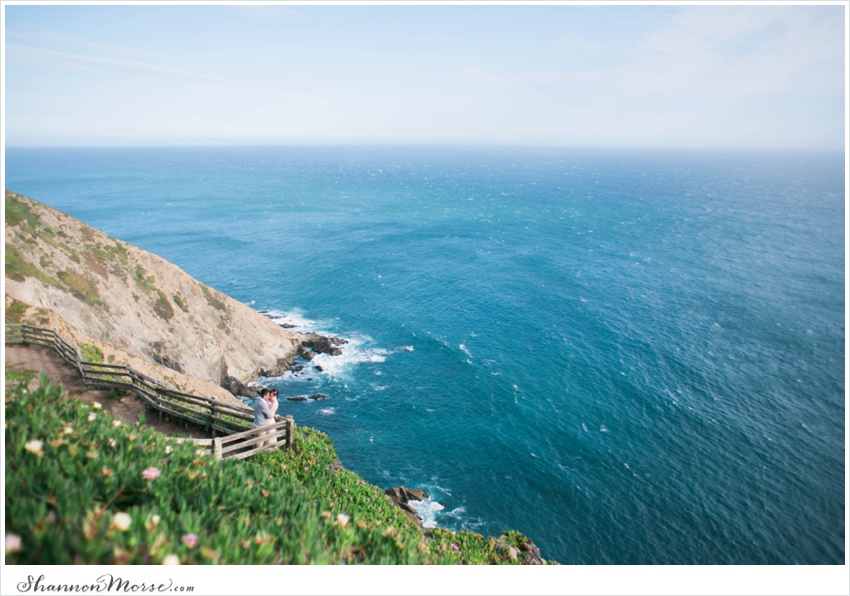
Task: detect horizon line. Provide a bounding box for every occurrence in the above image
[4,142,846,154]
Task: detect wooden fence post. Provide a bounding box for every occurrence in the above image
[210,402,218,438]
[75,346,86,379]
[213,438,223,461]
[285,416,295,448]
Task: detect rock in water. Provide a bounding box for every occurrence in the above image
[384,486,430,528]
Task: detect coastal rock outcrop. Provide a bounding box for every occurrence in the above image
[3,190,320,405]
[384,486,429,528]
[300,332,348,356]
[494,533,546,565]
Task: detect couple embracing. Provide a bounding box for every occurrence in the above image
[252,388,282,445]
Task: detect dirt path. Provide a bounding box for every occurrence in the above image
[4,344,210,439]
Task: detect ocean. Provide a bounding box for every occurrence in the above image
[4,145,845,564]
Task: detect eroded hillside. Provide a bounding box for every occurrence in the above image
[4,190,302,401]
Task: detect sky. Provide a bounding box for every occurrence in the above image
[2,2,847,149]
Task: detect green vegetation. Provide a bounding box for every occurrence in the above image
[56,270,104,308]
[5,191,42,228]
[5,380,548,565]
[5,298,30,325]
[5,244,56,286]
[153,289,175,322]
[134,265,156,295]
[80,343,104,363]
[83,244,111,279]
[83,240,130,280]
[201,285,227,312]
[5,368,35,385]
[172,292,189,313]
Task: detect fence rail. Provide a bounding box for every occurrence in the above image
[5,324,295,458]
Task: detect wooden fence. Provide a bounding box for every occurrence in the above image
[4,324,295,459]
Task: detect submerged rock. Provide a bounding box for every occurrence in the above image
[287,396,308,402]
[309,393,328,400]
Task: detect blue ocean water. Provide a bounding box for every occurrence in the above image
[4,146,845,564]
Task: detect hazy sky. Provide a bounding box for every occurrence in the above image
[3,2,846,149]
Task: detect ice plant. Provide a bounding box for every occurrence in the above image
[141,467,161,481]
[112,512,132,531]
[92,402,102,409]
[164,445,172,454]
[181,533,198,548]
[24,440,44,456]
[336,514,350,529]
[113,420,122,427]
[87,412,97,422]
[162,554,180,565]
[63,426,73,435]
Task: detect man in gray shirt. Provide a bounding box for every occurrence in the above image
[253,388,278,428]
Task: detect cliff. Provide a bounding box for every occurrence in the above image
[4,190,301,404]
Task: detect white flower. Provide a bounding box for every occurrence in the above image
[112,512,132,531]
[112,420,122,427]
[164,445,172,454]
[88,412,97,422]
[5,533,22,553]
[336,514,350,529]
[24,440,44,456]
[195,449,206,457]
[63,427,73,435]
[162,554,180,565]
[92,402,102,409]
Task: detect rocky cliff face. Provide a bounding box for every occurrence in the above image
[4,190,302,401]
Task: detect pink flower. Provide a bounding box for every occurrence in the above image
[141,467,161,481]
[181,533,198,548]
[450,543,461,553]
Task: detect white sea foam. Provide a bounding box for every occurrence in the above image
[409,497,445,529]
[319,407,335,416]
[255,312,391,383]
[398,345,415,352]
[262,308,322,332]
[310,334,390,379]
[459,343,473,358]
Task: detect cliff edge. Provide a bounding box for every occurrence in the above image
[4,190,301,403]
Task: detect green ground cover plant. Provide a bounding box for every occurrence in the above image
[5,378,547,565]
